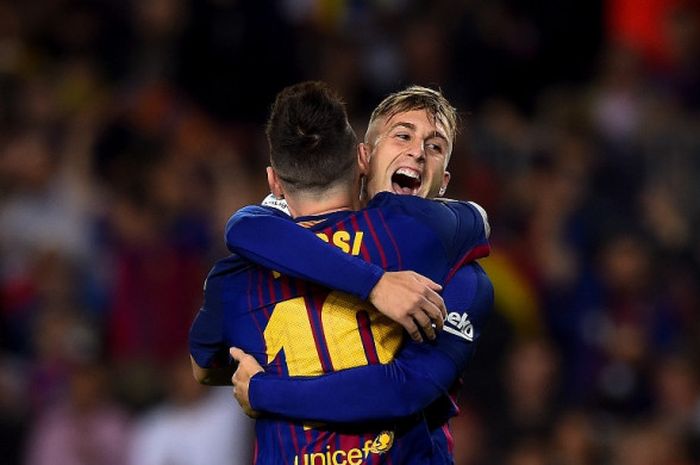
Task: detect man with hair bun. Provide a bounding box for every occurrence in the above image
[189,81,493,464]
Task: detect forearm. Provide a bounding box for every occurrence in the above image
[248,343,461,422]
[226,207,383,300]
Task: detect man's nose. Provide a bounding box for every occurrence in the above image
[406,139,426,161]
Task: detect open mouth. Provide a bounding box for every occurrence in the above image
[391,167,421,195]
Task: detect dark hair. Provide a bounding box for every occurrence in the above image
[266,81,357,192]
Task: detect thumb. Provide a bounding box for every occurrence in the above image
[230,347,246,361]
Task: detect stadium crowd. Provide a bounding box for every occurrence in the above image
[0,0,699,464]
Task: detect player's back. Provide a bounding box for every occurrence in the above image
[190,193,490,464]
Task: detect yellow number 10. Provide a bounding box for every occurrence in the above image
[263,291,402,376]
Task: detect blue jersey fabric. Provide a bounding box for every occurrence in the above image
[189,193,491,465]
[248,263,494,422]
[224,193,490,301]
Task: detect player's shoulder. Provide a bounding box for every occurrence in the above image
[439,199,491,239]
[370,191,478,212]
[368,192,457,214]
[227,204,289,223]
[225,203,290,237]
[368,193,490,238]
[204,254,251,292]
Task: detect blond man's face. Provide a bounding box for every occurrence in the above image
[360,109,451,199]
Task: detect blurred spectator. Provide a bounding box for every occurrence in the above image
[127,357,253,465]
[611,422,693,465]
[486,339,561,462]
[652,353,700,436]
[550,410,599,465]
[24,362,131,465]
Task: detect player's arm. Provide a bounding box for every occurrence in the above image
[189,272,235,386]
[397,195,491,271]
[226,205,446,341]
[233,264,493,422]
[441,200,491,272]
[226,205,383,301]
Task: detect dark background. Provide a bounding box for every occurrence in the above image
[1,0,699,464]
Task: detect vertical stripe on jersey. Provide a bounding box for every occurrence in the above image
[258,269,285,376]
[246,270,268,355]
[275,423,291,465]
[356,311,380,365]
[306,292,334,373]
[363,211,388,269]
[377,210,403,270]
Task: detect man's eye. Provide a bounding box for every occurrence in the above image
[395,133,410,141]
[427,143,443,153]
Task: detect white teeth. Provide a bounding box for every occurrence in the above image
[395,167,420,180]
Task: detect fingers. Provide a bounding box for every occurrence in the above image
[230,347,246,361]
[412,273,443,293]
[410,273,446,320]
[423,288,447,325]
[403,318,423,343]
[412,310,436,341]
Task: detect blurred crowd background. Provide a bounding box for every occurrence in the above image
[1,0,699,464]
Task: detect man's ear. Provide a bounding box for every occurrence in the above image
[266,166,285,199]
[357,143,371,176]
[439,171,451,196]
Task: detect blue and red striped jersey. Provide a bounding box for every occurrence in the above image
[189,192,490,465]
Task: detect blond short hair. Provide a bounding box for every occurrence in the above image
[366,85,458,145]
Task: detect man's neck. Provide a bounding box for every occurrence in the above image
[285,190,357,219]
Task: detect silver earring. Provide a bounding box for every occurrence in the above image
[439,186,446,196]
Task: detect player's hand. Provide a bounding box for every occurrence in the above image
[368,271,446,342]
[230,347,264,418]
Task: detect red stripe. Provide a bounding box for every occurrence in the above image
[338,434,363,462]
[259,270,283,375]
[252,438,258,465]
[287,422,301,462]
[442,423,454,453]
[306,294,334,372]
[350,215,371,262]
[356,311,379,364]
[301,426,314,457]
[276,423,290,465]
[445,243,491,283]
[280,276,291,300]
[377,210,402,270]
[267,273,277,307]
[257,270,270,319]
[363,211,387,268]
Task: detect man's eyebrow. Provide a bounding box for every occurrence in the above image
[388,122,449,142]
[388,121,416,132]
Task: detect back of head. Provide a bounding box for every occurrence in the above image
[266,81,357,193]
[367,85,458,146]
